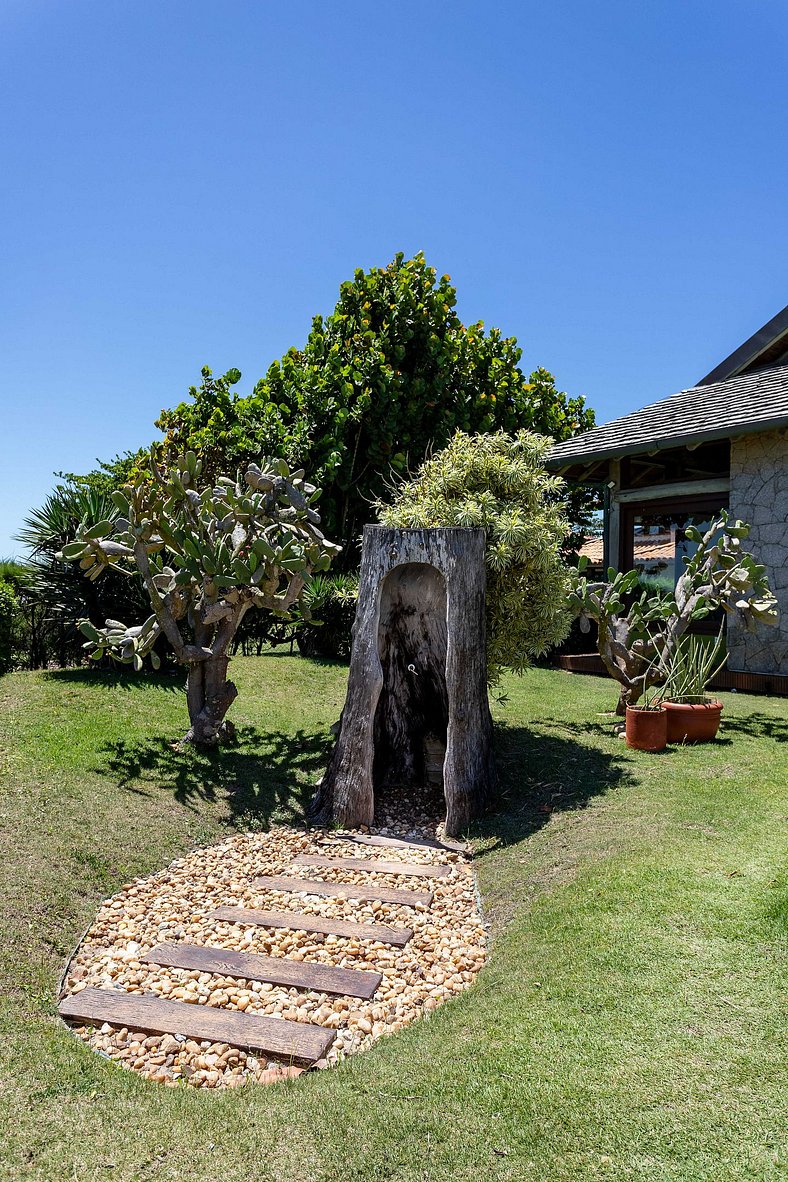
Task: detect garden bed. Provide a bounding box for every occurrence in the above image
[59,828,485,1088]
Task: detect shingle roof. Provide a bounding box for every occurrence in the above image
[548,364,788,469]
[698,303,788,384]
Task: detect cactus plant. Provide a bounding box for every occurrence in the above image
[60,449,340,745]
[568,511,778,714]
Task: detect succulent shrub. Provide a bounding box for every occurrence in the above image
[61,450,339,745]
[378,429,573,685]
[568,511,778,713]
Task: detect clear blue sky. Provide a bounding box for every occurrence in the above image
[1,0,786,555]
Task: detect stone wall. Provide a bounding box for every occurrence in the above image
[728,428,788,674]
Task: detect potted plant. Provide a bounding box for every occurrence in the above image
[661,626,726,743]
[625,682,668,753]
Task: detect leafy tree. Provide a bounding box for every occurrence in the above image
[568,512,778,713]
[62,451,339,745]
[378,429,573,684]
[155,253,595,563]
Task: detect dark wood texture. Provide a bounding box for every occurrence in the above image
[293,854,452,879]
[311,527,495,837]
[142,942,381,999]
[59,987,335,1063]
[210,906,413,946]
[251,873,433,908]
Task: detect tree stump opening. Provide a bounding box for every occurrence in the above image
[373,562,449,807]
[312,527,495,837]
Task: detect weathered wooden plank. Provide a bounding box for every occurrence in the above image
[59,987,334,1063]
[251,874,433,908]
[323,831,469,856]
[294,853,452,879]
[210,906,413,947]
[143,941,382,999]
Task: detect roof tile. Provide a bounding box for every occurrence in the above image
[548,364,788,468]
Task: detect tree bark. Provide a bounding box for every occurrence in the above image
[183,654,238,745]
[312,526,495,837]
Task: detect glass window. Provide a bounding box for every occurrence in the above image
[631,511,711,593]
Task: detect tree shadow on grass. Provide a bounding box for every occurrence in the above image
[719,710,788,743]
[95,725,332,827]
[474,716,633,855]
[42,667,184,694]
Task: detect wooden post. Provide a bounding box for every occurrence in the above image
[607,459,621,572]
[311,526,495,837]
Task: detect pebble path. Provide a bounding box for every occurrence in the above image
[59,815,486,1089]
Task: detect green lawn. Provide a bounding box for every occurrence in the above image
[1,657,786,1182]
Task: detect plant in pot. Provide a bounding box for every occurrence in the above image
[568,512,778,716]
[660,625,727,743]
[624,666,668,753]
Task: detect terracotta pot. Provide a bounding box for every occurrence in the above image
[663,698,722,743]
[625,705,668,752]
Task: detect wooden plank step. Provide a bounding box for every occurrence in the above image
[143,941,382,999]
[210,906,413,947]
[325,831,469,855]
[294,854,452,879]
[59,987,334,1064]
[251,874,433,908]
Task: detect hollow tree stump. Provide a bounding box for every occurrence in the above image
[311,526,495,837]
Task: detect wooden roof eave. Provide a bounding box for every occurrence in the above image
[547,413,788,473]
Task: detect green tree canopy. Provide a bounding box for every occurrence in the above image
[154,253,595,563]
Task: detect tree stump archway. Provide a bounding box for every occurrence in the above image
[312,526,495,837]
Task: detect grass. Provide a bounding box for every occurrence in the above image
[0,656,786,1182]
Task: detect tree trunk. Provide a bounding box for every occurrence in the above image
[182,654,238,746]
[312,526,495,838]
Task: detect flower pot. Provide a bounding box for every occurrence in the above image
[663,698,722,743]
[625,705,668,752]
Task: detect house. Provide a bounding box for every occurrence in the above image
[548,304,788,687]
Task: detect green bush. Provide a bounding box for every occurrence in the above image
[379,430,572,684]
[296,573,359,660]
[154,253,595,564]
[0,577,20,674]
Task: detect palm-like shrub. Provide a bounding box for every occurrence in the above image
[297,573,359,659]
[16,484,150,668]
[568,512,778,713]
[378,430,572,684]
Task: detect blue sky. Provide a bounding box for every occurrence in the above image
[1,0,786,555]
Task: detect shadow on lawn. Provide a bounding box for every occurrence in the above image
[42,666,184,694]
[476,716,631,852]
[95,725,332,827]
[719,710,788,743]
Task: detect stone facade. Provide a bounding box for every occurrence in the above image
[728,428,788,673]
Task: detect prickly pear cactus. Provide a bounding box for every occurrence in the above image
[60,450,340,744]
[568,510,778,713]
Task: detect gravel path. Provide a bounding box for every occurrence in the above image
[59,825,486,1089]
